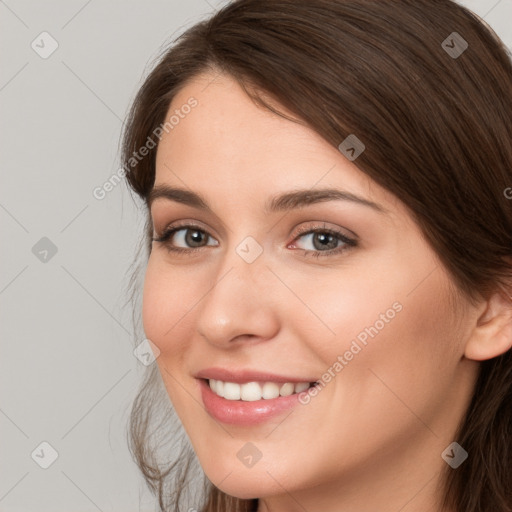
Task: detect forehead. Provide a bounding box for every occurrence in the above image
[154,71,400,214]
[157,71,331,168]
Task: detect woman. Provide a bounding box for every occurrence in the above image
[122,1,512,511]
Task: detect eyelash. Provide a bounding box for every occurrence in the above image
[152,222,357,258]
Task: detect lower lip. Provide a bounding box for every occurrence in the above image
[198,379,305,426]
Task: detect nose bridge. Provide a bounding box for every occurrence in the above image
[212,232,270,300]
[195,237,279,346]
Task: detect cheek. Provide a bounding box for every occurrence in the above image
[336,267,461,422]
[281,259,408,365]
[293,252,461,410]
[141,257,198,355]
[141,258,203,412]
[276,265,462,479]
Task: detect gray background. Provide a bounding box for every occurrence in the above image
[1,1,510,511]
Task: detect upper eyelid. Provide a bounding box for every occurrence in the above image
[155,221,349,236]
[154,221,212,239]
[293,222,358,240]
[154,222,356,246]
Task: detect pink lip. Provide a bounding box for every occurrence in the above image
[198,378,307,426]
[195,367,318,384]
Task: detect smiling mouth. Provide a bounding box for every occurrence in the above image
[206,378,318,401]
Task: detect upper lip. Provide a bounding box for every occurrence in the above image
[195,367,318,384]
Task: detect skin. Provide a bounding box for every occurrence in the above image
[142,70,512,512]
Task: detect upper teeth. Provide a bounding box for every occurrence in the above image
[208,379,311,401]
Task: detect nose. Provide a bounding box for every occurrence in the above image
[195,248,280,348]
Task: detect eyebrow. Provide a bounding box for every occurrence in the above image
[148,185,388,214]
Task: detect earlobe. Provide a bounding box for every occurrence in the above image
[464,289,512,361]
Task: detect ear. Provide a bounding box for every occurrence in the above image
[464,285,512,361]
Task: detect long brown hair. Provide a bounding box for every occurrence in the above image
[121,1,512,510]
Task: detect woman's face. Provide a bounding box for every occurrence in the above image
[143,71,479,506]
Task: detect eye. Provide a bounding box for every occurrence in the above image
[290,224,357,258]
[152,223,219,254]
[152,222,357,258]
